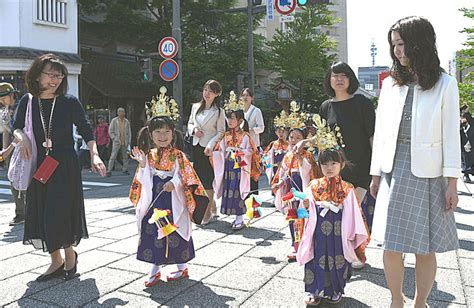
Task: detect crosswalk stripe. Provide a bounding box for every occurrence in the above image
[0,188,11,195]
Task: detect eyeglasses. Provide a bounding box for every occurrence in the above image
[41,72,65,80]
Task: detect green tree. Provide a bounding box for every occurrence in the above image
[264,4,338,113]
[457,7,474,109]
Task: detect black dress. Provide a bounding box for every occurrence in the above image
[14,94,93,253]
[319,94,376,189]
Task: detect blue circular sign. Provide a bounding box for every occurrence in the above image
[159,59,179,82]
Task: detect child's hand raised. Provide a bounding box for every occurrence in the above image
[163,181,175,192]
[130,146,146,168]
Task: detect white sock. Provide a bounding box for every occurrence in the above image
[168,263,188,279]
[147,264,161,282]
[235,215,244,224]
[177,263,187,271]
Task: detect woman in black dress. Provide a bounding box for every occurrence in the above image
[13,54,106,281]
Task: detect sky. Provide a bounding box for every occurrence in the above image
[346,0,473,73]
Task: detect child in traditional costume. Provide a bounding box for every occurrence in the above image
[297,115,369,305]
[129,87,208,287]
[263,110,289,185]
[212,91,261,230]
[271,101,322,261]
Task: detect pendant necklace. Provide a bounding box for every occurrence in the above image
[39,96,57,154]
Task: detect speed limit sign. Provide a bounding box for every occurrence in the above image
[159,37,178,59]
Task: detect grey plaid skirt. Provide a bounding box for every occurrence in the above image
[373,84,459,254]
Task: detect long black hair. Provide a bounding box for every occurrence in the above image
[388,16,443,90]
[137,116,184,154]
[225,109,249,132]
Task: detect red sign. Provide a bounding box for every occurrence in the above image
[274,0,296,15]
[159,37,178,59]
[378,71,390,89]
[159,59,179,82]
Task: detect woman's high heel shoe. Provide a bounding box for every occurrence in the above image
[64,251,78,281]
[36,263,65,282]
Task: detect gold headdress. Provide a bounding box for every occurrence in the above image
[273,110,289,129]
[287,101,308,130]
[145,86,180,121]
[311,114,345,151]
[223,90,244,112]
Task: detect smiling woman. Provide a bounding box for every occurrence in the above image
[12,53,106,282]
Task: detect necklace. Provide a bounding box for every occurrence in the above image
[38,96,57,153]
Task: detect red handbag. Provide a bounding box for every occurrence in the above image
[33,155,59,184]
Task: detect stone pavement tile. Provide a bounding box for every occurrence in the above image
[107,255,149,274]
[459,258,474,287]
[5,298,61,308]
[188,229,227,250]
[88,214,136,229]
[241,276,306,308]
[276,261,304,280]
[457,229,474,241]
[202,256,286,292]
[244,231,292,262]
[75,236,116,254]
[405,251,459,270]
[86,210,124,220]
[345,270,392,306]
[32,249,126,275]
[0,241,35,261]
[360,246,385,275]
[99,236,139,255]
[86,226,108,235]
[465,286,474,308]
[190,241,253,268]
[0,225,24,244]
[93,223,138,240]
[164,283,249,307]
[218,226,280,246]
[0,253,50,281]
[457,239,474,259]
[402,267,466,305]
[0,272,63,306]
[119,264,217,301]
[196,219,234,235]
[84,290,160,307]
[30,267,142,306]
[404,298,467,308]
[249,212,289,230]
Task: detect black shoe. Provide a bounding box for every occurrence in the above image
[123,170,130,175]
[36,263,65,282]
[106,171,112,177]
[464,175,472,183]
[9,215,25,226]
[64,251,78,281]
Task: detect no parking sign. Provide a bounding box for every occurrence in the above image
[159,59,179,82]
[274,0,296,15]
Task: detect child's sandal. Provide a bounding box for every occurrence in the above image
[326,292,342,304]
[144,272,161,288]
[304,293,321,306]
[166,268,189,282]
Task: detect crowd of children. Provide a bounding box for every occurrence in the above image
[128,88,370,305]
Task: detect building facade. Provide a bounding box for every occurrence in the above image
[357,66,390,97]
[0,0,82,96]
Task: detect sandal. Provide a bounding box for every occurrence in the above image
[231,221,245,230]
[304,293,321,306]
[166,268,189,282]
[326,292,342,304]
[144,272,161,288]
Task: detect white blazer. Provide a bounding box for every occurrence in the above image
[370,73,461,178]
[244,105,265,147]
[187,103,225,150]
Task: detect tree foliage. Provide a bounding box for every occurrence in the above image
[457,7,474,109]
[264,4,338,113]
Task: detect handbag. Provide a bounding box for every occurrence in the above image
[8,94,37,191]
[33,155,59,184]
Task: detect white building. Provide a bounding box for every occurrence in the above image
[0,0,82,96]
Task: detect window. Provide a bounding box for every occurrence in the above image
[35,0,67,26]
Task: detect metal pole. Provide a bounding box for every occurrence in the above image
[172,0,183,128]
[247,0,255,93]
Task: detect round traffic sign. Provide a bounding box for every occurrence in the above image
[274,0,296,15]
[159,37,178,59]
[159,59,179,82]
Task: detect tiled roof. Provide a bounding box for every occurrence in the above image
[0,47,84,64]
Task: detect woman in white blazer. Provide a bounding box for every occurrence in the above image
[369,17,460,308]
[241,88,265,192]
[187,80,225,224]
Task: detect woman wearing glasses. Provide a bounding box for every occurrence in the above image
[13,54,107,281]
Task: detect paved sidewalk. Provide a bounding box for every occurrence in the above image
[0,171,472,307]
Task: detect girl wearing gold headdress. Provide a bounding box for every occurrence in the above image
[263,110,289,185]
